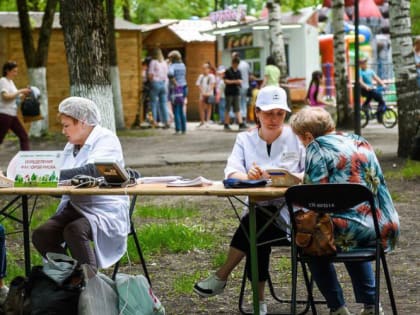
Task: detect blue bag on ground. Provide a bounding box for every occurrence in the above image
[115,273,165,315]
[223,178,267,188]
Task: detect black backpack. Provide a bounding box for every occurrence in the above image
[20,91,40,117]
[0,264,85,315]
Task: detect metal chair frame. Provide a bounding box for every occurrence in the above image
[285,183,398,315]
[111,195,151,285]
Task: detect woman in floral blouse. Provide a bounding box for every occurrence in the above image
[290,107,399,315]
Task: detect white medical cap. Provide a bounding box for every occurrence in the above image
[58,96,101,126]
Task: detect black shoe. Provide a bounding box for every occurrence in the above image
[238,123,248,130]
[224,124,231,131]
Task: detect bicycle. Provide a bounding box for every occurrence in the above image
[360,86,397,128]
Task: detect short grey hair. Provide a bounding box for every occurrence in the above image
[289,107,335,138]
[58,96,101,126]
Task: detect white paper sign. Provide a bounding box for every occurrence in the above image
[8,151,62,187]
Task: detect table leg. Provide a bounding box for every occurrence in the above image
[22,195,31,276]
[249,202,260,314]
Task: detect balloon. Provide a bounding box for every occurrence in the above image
[358,25,372,43]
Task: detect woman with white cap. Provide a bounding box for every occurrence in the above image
[194,86,305,315]
[32,96,130,277]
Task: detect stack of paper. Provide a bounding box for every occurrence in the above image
[167,176,213,187]
[139,176,183,184]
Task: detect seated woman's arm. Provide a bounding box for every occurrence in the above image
[59,163,101,180]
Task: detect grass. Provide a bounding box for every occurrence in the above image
[135,203,199,219]
[172,270,208,294]
[4,197,59,280]
[384,159,420,180]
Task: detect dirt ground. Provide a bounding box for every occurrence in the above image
[0,125,419,314]
[132,159,419,315]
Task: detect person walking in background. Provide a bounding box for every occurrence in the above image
[0,61,31,150]
[413,37,420,88]
[261,56,280,88]
[232,52,250,123]
[196,63,216,128]
[359,58,387,123]
[306,70,329,107]
[216,65,226,124]
[168,50,188,134]
[148,48,170,128]
[290,107,399,315]
[224,56,247,131]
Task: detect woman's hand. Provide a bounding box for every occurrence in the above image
[248,162,264,180]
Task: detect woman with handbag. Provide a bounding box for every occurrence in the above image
[0,61,31,150]
[290,107,400,315]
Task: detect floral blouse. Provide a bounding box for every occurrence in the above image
[304,132,400,252]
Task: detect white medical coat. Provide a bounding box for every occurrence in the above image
[58,125,130,268]
[224,126,306,224]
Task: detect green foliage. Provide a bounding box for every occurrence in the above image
[411,0,420,36]
[135,203,199,219]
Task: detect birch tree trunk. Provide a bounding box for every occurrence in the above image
[107,0,126,130]
[16,0,58,137]
[60,0,116,133]
[267,0,287,83]
[388,0,420,157]
[332,0,352,128]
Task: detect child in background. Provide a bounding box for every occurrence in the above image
[216,66,226,124]
[171,85,187,135]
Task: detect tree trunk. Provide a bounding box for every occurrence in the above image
[16,0,58,137]
[28,67,48,136]
[388,0,420,157]
[106,0,125,130]
[267,0,287,83]
[59,0,116,132]
[332,0,352,129]
[122,0,131,21]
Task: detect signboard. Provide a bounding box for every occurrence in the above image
[210,6,246,24]
[7,151,62,187]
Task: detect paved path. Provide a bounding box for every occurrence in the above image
[0,121,398,172]
[122,121,399,168]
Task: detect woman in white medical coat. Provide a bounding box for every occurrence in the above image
[32,97,130,277]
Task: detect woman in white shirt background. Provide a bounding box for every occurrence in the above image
[0,61,31,150]
[194,86,305,315]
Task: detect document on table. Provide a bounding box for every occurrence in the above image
[166,176,213,187]
[139,176,183,184]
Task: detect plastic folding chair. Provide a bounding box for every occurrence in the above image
[111,195,151,285]
[285,183,398,315]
